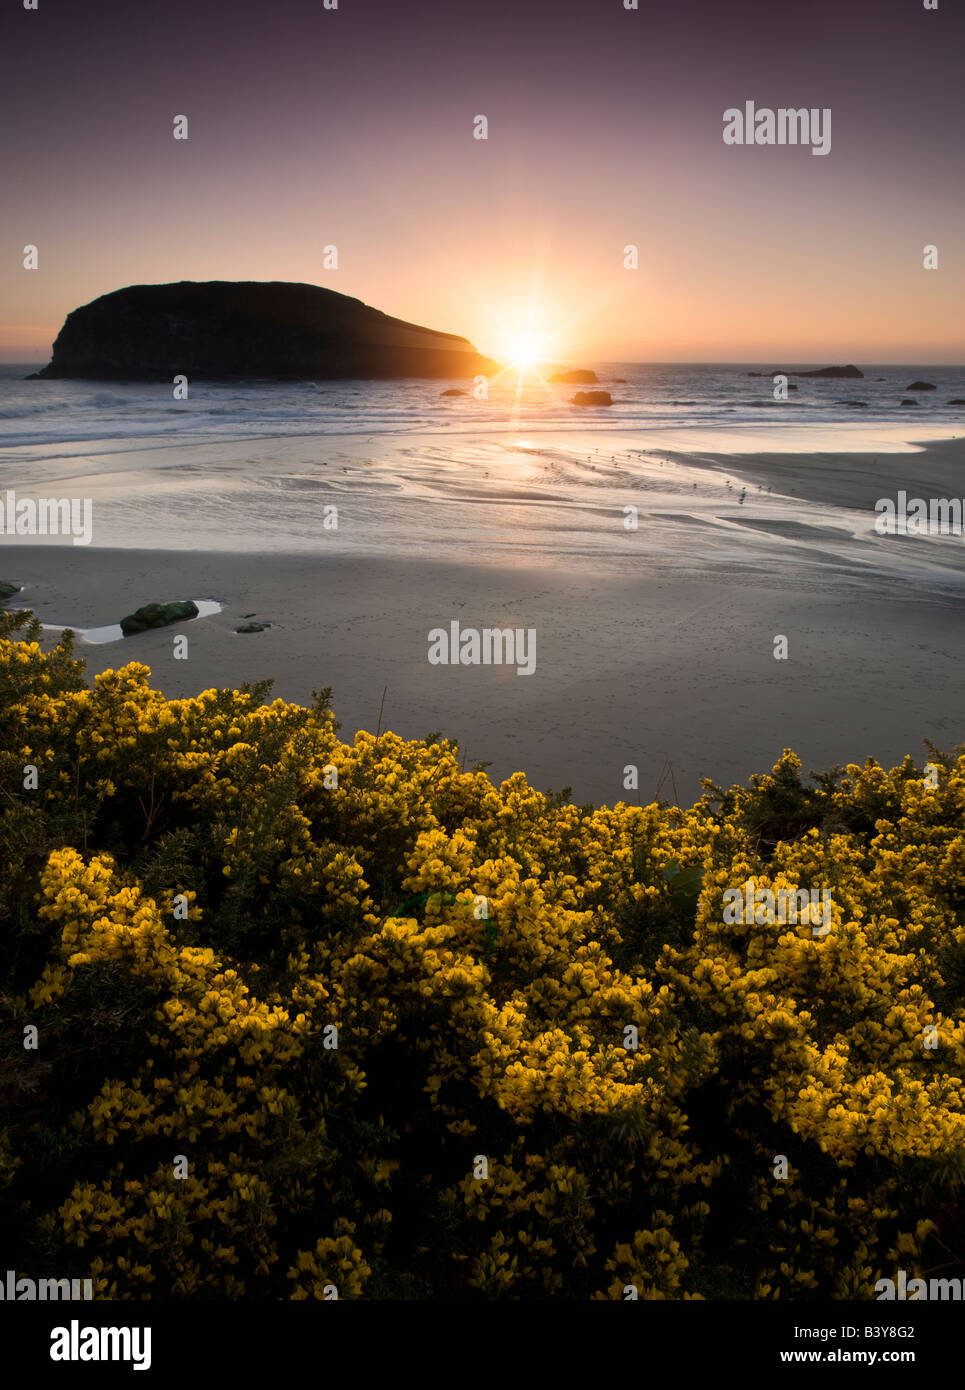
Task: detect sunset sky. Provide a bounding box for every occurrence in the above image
[1,0,962,365]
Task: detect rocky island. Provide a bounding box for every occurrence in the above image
[29,281,500,382]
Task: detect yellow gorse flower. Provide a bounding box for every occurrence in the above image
[2,624,963,1300]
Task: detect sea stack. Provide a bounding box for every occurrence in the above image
[30,281,500,382]
[572,390,612,406]
[748,365,864,379]
[549,369,598,384]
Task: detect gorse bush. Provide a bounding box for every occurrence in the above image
[1,606,962,1299]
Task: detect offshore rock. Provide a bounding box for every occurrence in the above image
[550,368,598,383]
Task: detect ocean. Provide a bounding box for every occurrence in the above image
[1,361,963,450]
[4,360,965,805]
[1,361,964,565]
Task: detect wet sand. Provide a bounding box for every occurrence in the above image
[7,523,965,806]
[4,425,965,804]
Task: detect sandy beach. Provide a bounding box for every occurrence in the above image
[5,425,965,806]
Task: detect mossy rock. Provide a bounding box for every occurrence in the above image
[120,600,199,636]
[0,581,21,605]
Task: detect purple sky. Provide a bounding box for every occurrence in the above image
[2,0,962,362]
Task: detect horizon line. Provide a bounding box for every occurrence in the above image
[3,357,965,369]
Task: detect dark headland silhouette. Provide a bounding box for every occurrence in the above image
[30,281,500,382]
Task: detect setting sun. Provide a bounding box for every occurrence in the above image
[508,338,540,370]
